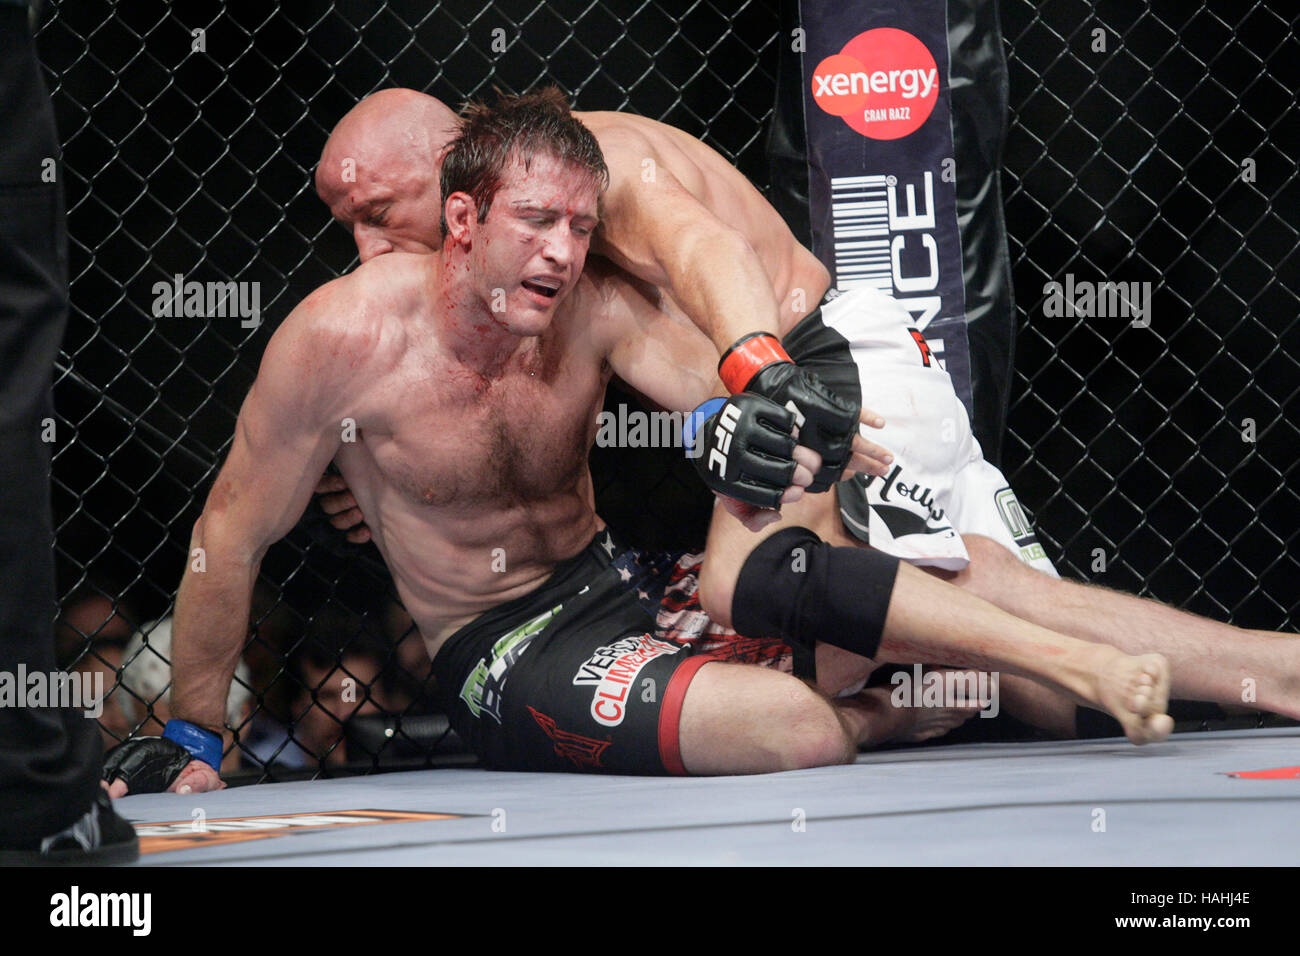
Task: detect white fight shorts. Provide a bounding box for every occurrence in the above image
[794,286,1058,576]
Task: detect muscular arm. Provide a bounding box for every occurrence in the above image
[171,289,360,733]
[597,259,891,498]
[597,268,819,525]
[597,267,722,414]
[595,128,784,355]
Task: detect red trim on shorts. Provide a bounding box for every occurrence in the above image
[718,333,790,392]
[657,654,714,776]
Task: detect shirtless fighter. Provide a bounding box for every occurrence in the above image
[314,89,1300,734]
[103,92,1172,795]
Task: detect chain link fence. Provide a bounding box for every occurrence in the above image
[36,0,1297,780]
[1000,0,1297,629]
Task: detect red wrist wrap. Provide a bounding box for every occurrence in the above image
[718,332,791,392]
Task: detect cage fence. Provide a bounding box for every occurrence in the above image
[36,0,1297,779]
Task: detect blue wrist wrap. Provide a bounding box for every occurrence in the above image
[683,397,728,455]
[163,719,223,770]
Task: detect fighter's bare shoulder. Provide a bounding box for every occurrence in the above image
[579,109,664,149]
[578,113,705,239]
[578,113,660,196]
[248,253,426,432]
[269,253,425,373]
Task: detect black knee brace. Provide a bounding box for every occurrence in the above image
[732,527,900,660]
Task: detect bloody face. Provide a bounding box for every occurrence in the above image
[456,151,600,336]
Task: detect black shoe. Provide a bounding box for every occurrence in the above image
[0,788,139,866]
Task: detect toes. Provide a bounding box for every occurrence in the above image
[1131,656,1171,718]
[1122,716,1150,745]
[1125,711,1174,745]
[1148,713,1174,740]
[1146,656,1171,715]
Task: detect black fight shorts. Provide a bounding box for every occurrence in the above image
[432,529,796,775]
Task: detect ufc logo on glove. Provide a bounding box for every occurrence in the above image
[708,402,742,476]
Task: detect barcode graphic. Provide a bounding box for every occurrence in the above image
[831,175,891,290]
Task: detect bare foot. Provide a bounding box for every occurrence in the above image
[842,673,987,747]
[1076,649,1174,745]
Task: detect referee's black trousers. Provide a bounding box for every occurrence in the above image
[0,7,102,845]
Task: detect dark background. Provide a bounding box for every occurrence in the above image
[32,0,1297,764]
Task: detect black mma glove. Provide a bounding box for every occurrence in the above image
[718,332,860,492]
[685,393,798,509]
[103,719,221,793]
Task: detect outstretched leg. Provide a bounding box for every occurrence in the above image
[945,534,1300,720]
[700,500,1173,745]
[875,559,1172,744]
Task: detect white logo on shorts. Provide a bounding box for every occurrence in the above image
[572,635,680,727]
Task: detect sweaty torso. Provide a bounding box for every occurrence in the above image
[327,255,612,654]
[579,110,830,331]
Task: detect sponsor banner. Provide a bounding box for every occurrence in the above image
[800,1,973,415]
[134,809,464,855]
[572,634,680,727]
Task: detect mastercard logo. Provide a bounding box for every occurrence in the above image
[811,28,940,140]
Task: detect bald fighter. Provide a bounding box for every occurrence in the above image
[102,92,1174,796]
[315,89,1299,733]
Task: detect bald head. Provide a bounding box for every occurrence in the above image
[317,88,459,261]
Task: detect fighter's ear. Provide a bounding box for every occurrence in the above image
[443,192,475,245]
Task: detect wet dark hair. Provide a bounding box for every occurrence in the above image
[439,86,608,239]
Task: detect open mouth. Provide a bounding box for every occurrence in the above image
[522,278,561,299]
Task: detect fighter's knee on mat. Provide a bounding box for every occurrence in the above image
[764,681,856,770]
[680,664,855,773]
